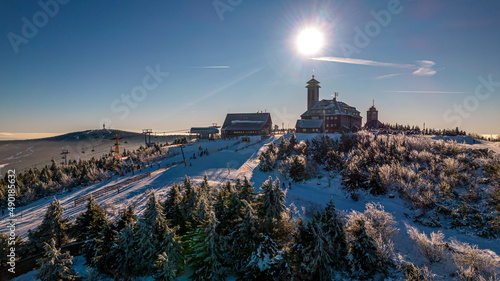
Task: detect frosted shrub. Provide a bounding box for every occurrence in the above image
[403,262,435,281]
[449,239,500,279]
[406,223,447,264]
[362,202,399,242]
[443,157,460,176]
[293,141,307,155]
[378,164,394,189]
[277,157,292,179]
[346,203,399,264]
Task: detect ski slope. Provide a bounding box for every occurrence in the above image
[8,134,500,280]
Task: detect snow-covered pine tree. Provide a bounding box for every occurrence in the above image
[226,188,245,227]
[154,253,177,281]
[291,200,349,280]
[188,212,228,281]
[325,150,343,172]
[311,136,331,165]
[350,218,382,278]
[342,161,368,192]
[288,134,297,152]
[277,137,289,160]
[164,184,184,230]
[368,167,386,195]
[291,219,315,280]
[214,181,234,235]
[260,177,286,220]
[154,224,184,279]
[183,179,203,228]
[136,192,167,275]
[72,196,108,242]
[308,199,349,279]
[321,199,348,267]
[227,199,259,270]
[115,205,137,232]
[90,221,119,277]
[35,238,77,281]
[199,174,211,196]
[26,198,70,255]
[242,234,279,280]
[258,143,278,172]
[113,225,139,279]
[289,155,307,182]
[239,176,256,206]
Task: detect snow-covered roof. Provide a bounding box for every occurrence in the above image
[301,98,361,118]
[295,119,323,129]
[221,113,271,132]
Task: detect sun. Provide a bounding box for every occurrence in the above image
[296,28,324,55]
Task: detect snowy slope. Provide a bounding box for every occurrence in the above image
[8,134,500,280]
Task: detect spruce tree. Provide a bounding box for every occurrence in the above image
[115,205,137,232]
[35,239,77,281]
[90,222,119,277]
[114,225,139,279]
[350,218,382,278]
[277,137,289,160]
[288,134,297,152]
[154,224,184,279]
[188,212,228,281]
[154,253,178,281]
[239,176,256,205]
[260,177,286,220]
[164,184,184,230]
[199,174,211,195]
[325,150,343,172]
[289,156,306,182]
[72,196,108,242]
[292,200,349,280]
[242,234,278,280]
[227,199,259,270]
[342,164,368,191]
[136,192,167,275]
[26,198,70,255]
[321,199,348,270]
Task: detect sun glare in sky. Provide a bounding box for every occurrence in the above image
[296,28,324,55]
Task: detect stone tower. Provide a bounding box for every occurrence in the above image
[306,74,320,110]
[367,100,378,123]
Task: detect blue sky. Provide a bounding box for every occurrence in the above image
[1,0,499,139]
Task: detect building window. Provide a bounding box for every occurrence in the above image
[334,116,337,120]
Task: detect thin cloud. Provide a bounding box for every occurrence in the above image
[385,90,466,94]
[189,66,230,69]
[375,73,401,80]
[413,60,436,76]
[311,56,437,76]
[311,57,412,68]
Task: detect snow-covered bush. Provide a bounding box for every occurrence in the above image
[258,143,278,172]
[346,203,398,265]
[449,238,500,279]
[406,223,447,264]
[293,140,307,155]
[346,202,398,243]
[403,262,435,281]
[349,218,384,278]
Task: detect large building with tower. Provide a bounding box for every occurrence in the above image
[221,112,272,137]
[295,75,362,133]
